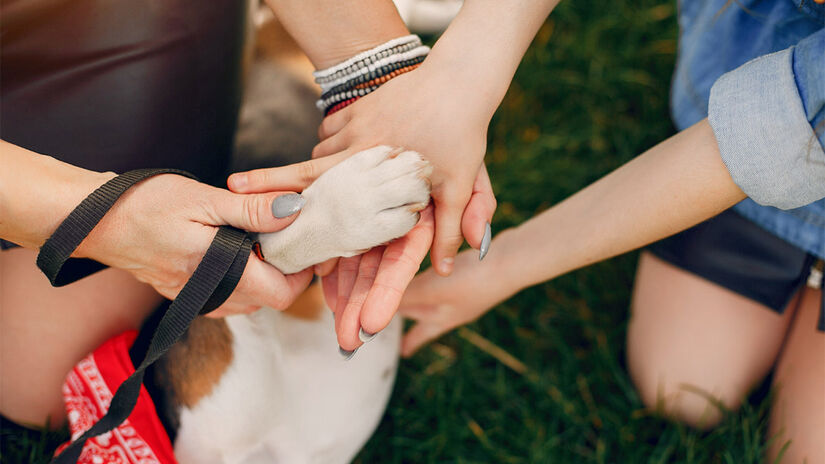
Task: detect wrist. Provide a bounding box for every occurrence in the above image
[315,35,430,115]
[266,0,409,70]
[475,228,526,303]
[0,141,115,249]
[418,52,503,125]
[488,226,559,295]
[41,158,117,250]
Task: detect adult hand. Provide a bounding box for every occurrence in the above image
[313,64,498,275]
[76,174,314,317]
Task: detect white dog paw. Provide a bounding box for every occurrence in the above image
[258,146,432,274]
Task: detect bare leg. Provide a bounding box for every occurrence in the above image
[0,248,162,428]
[768,286,824,463]
[627,251,796,428]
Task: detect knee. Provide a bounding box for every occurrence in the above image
[629,357,749,430]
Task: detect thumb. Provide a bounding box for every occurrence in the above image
[205,189,305,233]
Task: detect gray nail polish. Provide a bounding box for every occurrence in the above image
[359,328,376,343]
[479,222,492,261]
[339,346,357,360]
[271,193,306,218]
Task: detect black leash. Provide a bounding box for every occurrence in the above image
[38,169,253,464]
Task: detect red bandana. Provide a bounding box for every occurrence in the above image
[56,331,178,464]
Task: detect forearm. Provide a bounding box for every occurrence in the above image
[0,140,113,249]
[489,119,745,295]
[264,0,409,69]
[423,0,561,122]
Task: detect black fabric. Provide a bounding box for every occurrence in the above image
[0,0,246,187]
[649,208,824,331]
[37,169,253,464]
[129,301,180,443]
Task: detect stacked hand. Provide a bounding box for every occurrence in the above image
[228,64,497,351]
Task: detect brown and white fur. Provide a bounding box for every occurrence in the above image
[151,146,431,464]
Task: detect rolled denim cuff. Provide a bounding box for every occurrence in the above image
[708,48,825,210]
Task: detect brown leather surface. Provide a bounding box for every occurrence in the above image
[1,0,247,186]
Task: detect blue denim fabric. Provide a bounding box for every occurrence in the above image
[671,0,825,258]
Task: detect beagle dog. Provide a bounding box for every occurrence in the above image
[149,146,431,464]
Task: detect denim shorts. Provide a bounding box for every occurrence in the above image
[649,208,825,331]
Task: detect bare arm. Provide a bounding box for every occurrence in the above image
[0,140,113,249]
[263,0,409,69]
[399,119,747,355]
[499,119,743,290]
[0,140,313,316]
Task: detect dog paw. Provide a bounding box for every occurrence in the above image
[258,146,432,274]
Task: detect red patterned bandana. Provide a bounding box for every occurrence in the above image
[56,331,177,464]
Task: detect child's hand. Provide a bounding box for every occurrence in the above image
[398,243,507,357]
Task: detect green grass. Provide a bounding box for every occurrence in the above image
[355,1,775,463]
[1,1,775,463]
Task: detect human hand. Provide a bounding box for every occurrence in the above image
[320,206,434,351]
[312,64,498,275]
[398,243,509,357]
[75,174,314,317]
[317,164,495,351]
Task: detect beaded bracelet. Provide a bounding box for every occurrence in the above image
[316,62,422,113]
[314,35,430,115]
[314,40,421,85]
[313,35,421,81]
[319,56,426,100]
[316,45,430,91]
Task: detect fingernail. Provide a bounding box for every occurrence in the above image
[359,328,376,343]
[479,222,492,261]
[440,257,454,274]
[229,174,247,189]
[339,346,358,360]
[271,193,306,218]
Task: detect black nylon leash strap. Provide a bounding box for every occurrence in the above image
[37,169,253,464]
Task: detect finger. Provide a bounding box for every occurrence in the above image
[430,187,471,276]
[229,254,312,310]
[461,166,497,251]
[335,255,362,333]
[317,108,352,140]
[227,151,350,193]
[359,207,435,335]
[337,247,383,350]
[401,322,447,358]
[314,258,339,277]
[204,190,303,233]
[321,265,339,312]
[311,132,349,159]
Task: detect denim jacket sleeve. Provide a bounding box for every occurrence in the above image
[708,28,825,210]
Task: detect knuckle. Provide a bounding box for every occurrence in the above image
[243,195,265,230]
[297,160,317,185]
